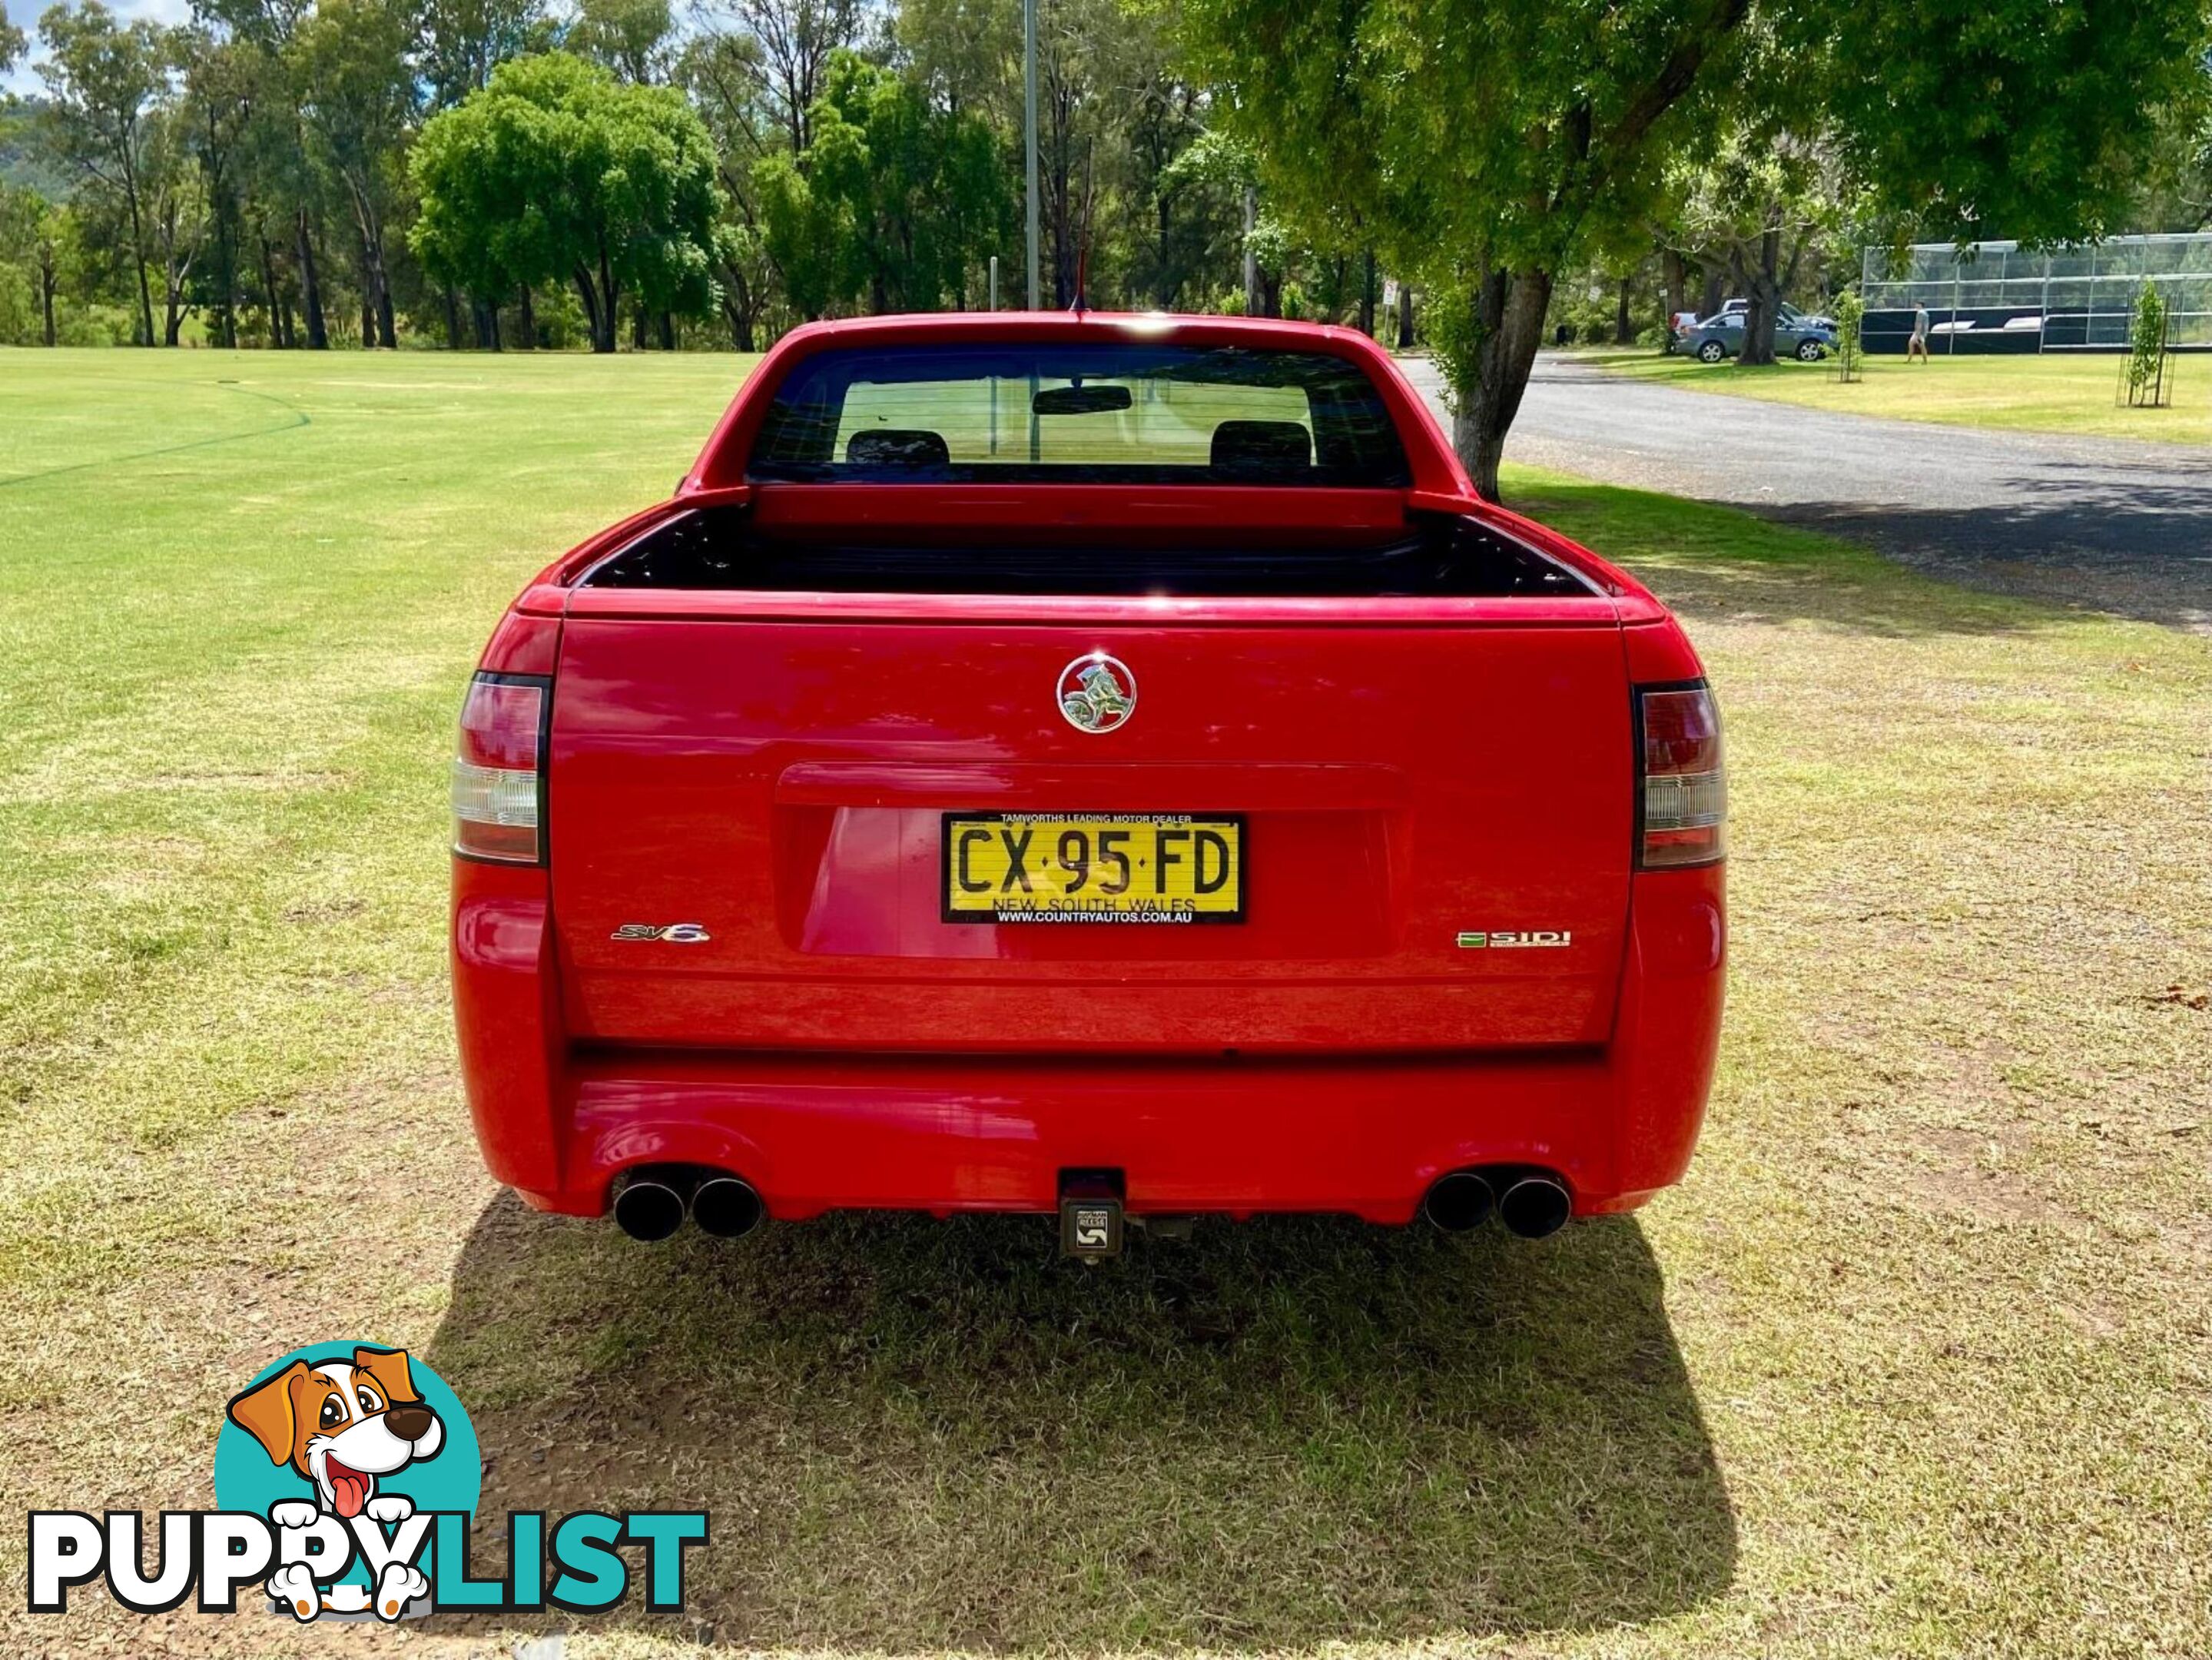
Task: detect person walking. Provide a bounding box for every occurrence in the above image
[1908,301,1932,363]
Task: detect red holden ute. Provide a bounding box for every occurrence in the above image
[450,314,1725,1253]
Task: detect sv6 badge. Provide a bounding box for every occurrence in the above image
[611,922,711,943]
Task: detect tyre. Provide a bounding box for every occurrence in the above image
[1697,340,1726,364]
[1795,337,1826,362]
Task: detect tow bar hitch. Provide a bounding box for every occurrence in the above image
[1058,1168,1125,1260]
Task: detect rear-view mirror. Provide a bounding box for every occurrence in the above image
[1033,383,1133,415]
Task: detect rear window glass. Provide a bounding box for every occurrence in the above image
[748,344,1412,486]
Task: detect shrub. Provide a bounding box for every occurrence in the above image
[1832,287,1864,382]
[2125,283,2168,405]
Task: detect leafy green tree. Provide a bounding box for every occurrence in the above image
[753,127,857,317]
[2,2,27,74]
[193,0,339,348]
[141,92,202,344]
[889,0,1245,313]
[420,0,550,109]
[893,0,1015,123]
[1182,0,2212,499]
[1033,0,1124,306]
[758,50,1010,316]
[1118,63,1236,310]
[677,29,781,347]
[1669,125,1842,364]
[177,25,258,347]
[291,0,416,347]
[2131,76,2212,232]
[719,0,870,153]
[569,0,672,83]
[0,180,61,343]
[410,51,725,352]
[36,0,175,346]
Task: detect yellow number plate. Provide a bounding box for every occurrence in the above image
[942,812,1245,924]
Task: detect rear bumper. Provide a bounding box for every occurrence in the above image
[453,863,1725,1223]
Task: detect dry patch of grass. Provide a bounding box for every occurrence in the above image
[0,353,2207,1659]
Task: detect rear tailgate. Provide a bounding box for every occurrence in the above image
[546,596,1632,1054]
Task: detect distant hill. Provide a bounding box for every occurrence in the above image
[0,96,71,199]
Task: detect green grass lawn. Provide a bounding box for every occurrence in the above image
[1581,344,2212,443]
[1,348,2207,1659]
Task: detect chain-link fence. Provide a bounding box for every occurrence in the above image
[1858,234,2212,354]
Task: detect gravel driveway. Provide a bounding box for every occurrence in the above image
[1404,354,2212,632]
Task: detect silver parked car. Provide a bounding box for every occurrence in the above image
[1673,306,1836,363]
[1718,297,1839,333]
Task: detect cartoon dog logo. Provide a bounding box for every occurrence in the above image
[225,1346,444,1620]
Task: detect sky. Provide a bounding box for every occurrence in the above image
[5,0,196,98]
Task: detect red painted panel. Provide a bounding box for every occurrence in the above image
[546,616,1633,1051]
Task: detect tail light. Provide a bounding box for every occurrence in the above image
[453,672,549,864]
[1636,682,1724,868]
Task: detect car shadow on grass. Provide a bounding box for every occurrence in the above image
[425,1197,1734,1650]
[1762,500,2212,634]
[1518,476,2210,637]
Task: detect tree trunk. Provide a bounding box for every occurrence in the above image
[124,175,156,347]
[161,199,188,347]
[1396,283,1414,350]
[444,286,463,350]
[720,280,754,351]
[1156,191,1173,308]
[658,311,675,351]
[257,226,293,348]
[217,215,239,349]
[255,228,280,347]
[295,210,328,350]
[1739,220,1783,367]
[1360,248,1377,337]
[1614,276,1633,345]
[1447,267,1552,504]
[517,285,536,349]
[631,300,647,350]
[1662,249,1686,327]
[1699,264,1723,322]
[595,245,619,353]
[40,264,57,347]
[349,181,397,349]
[572,264,603,352]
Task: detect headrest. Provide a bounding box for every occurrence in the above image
[1210,420,1312,477]
[845,428,951,469]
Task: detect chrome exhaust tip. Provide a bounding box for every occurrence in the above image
[610,1172,688,1242]
[1498,1175,1572,1239]
[690,1174,764,1240]
[1422,1170,1496,1232]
